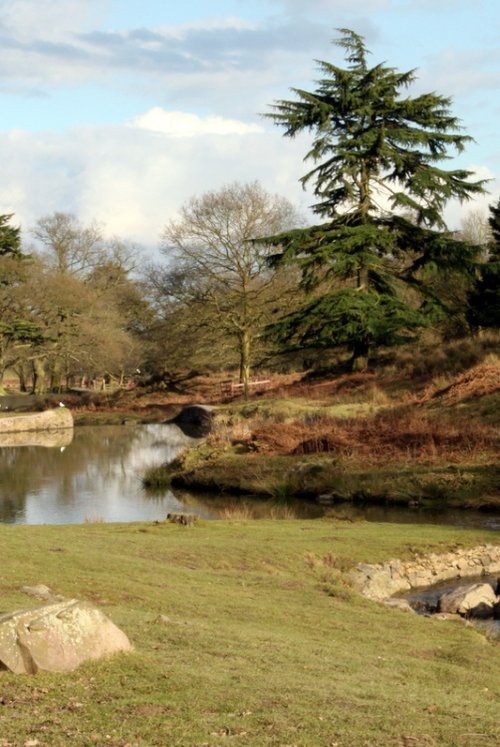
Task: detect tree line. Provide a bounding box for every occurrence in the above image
[1,29,498,394]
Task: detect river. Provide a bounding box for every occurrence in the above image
[0,424,498,528]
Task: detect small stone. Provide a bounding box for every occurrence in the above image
[384,598,415,613]
[155,615,171,625]
[20,584,57,601]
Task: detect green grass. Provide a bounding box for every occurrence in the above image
[0,519,499,746]
[218,396,385,422]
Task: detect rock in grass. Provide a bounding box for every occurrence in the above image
[0,600,132,673]
[20,584,61,602]
[166,512,197,526]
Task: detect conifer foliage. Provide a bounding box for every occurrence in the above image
[467,198,500,330]
[262,29,486,369]
[0,213,22,257]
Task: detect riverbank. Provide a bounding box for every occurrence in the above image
[0,518,499,746]
[144,360,500,509]
[168,453,500,509]
[3,355,499,510]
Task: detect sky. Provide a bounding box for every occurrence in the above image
[0,0,499,253]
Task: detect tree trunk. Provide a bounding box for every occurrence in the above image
[16,364,28,392]
[32,358,46,394]
[357,264,369,291]
[239,330,251,400]
[50,359,63,393]
[350,339,369,372]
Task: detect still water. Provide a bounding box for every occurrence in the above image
[0,424,498,528]
[0,424,209,524]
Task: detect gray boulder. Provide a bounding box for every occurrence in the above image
[438,583,498,619]
[0,600,132,673]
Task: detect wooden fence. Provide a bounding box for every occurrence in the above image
[220,378,271,396]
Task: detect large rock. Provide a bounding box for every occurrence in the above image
[0,407,73,434]
[0,600,132,673]
[438,583,498,619]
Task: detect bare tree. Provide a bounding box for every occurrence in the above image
[32,212,105,277]
[159,181,301,393]
[459,209,492,255]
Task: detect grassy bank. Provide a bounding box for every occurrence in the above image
[145,359,500,510]
[0,519,499,746]
[167,452,500,509]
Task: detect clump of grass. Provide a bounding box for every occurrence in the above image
[366,383,391,405]
[142,464,172,488]
[221,502,254,521]
[264,480,297,501]
[267,503,299,519]
[221,500,299,521]
[304,551,355,600]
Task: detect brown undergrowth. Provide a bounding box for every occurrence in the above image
[420,360,500,405]
[206,359,499,466]
[243,409,498,464]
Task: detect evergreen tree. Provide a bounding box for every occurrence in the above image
[0,213,22,257]
[467,198,500,330]
[262,29,486,369]
[0,215,43,387]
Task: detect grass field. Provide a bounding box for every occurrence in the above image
[0,518,499,746]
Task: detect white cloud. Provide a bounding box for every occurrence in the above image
[263,0,388,12]
[0,0,497,252]
[0,116,312,250]
[129,107,264,137]
[0,5,334,98]
[1,112,494,253]
[0,0,106,40]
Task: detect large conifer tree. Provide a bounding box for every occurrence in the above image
[262,29,486,369]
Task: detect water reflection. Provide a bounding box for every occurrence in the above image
[0,424,204,524]
[0,429,74,449]
[322,502,500,531]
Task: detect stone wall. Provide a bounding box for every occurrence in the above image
[0,407,73,434]
[349,544,500,601]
